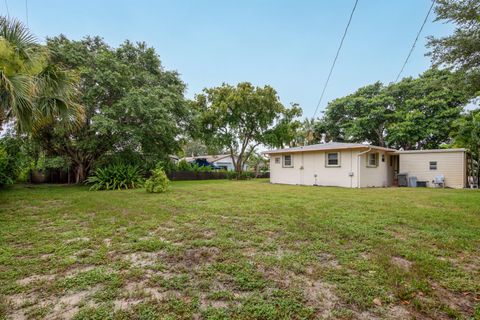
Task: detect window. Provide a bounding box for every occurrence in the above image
[274,157,280,164]
[326,152,340,167]
[367,153,378,167]
[283,155,293,168]
[381,154,385,162]
[429,161,437,170]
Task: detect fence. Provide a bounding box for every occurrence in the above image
[29,169,269,183]
[30,169,73,184]
[167,171,269,181]
[167,171,228,181]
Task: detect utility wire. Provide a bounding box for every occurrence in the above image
[394,0,436,82]
[25,0,28,26]
[4,0,9,17]
[312,0,359,119]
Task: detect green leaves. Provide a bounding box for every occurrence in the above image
[316,69,471,150]
[193,82,301,174]
[85,164,144,191]
[0,16,82,132]
[36,36,189,182]
[145,167,170,193]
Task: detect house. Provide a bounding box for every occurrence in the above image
[183,154,247,171]
[263,142,470,188]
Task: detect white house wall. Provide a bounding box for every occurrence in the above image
[359,151,391,188]
[398,151,466,188]
[269,150,360,188]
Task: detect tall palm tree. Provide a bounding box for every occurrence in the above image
[0,16,82,132]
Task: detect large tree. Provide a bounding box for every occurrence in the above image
[314,69,470,149]
[451,109,480,179]
[34,36,189,182]
[314,82,393,147]
[193,82,301,175]
[427,0,480,96]
[0,16,81,131]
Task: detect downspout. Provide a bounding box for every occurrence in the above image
[357,148,371,188]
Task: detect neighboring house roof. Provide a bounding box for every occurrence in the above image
[183,154,234,163]
[262,142,396,155]
[394,148,467,154]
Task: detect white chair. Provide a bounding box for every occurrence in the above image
[468,176,478,189]
[433,175,445,188]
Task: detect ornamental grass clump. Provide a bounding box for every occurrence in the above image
[145,167,169,193]
[86,164,144,191]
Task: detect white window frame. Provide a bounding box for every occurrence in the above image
[282,154,293,168]
[325,152,340,167]
[274,157,280,164]
[367,152,379,167]
[429,161,437,170]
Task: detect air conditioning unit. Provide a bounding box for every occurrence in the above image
[397,173,408,187]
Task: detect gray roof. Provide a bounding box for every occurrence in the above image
[394,148,467,154]
[262,142,396,154]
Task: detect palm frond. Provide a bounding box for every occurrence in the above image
[0,16,37,63]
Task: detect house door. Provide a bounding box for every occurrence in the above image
[389,155,400,186]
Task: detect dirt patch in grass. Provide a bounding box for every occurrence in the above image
[124,252,161,268]
[113,298,143,311]
[430,282,477,317]
[390,256,412,271]
[260,266,340,317]
[161,247,220,268]
[64,265,96,277]
[17,274,56,286]
[317,252,341,269]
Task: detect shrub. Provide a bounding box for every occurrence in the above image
[145,167,169,193]
[86,164,144,191]
[177,159,192,171]
[0,137,27,186]
[0,147,14,186]
[191,163,213,172]
[156,159,177,173]
[226,171,254,180]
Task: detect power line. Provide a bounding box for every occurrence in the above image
[394,0,436,82]
[312,0,359,119]
[25,0,28,26]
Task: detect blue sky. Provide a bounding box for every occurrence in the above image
[3,0,452,118]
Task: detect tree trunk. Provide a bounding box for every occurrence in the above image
[235,156,244,177]
[74,162,87,184]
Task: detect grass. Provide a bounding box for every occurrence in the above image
[0,179,479,319]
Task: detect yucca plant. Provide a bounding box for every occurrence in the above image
[86,164,144,191]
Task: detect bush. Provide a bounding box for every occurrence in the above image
[177,159,192,171]
[0,137,27,186]
[191,163,213,172]
[0,147,14,186]
[86,164,144,191]
[145,167,169,193]
[226,171,254,180]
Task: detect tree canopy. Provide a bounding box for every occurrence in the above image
[0,16,82,132]
[427,0,480,96]
[314,69,471,150]
[193,82,301,174]
[33,36,189,182]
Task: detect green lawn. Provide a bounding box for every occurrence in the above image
[0,180,479,319]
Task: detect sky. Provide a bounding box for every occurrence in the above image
[3,0,454,118]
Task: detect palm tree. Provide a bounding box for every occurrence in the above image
[0,16,82,132]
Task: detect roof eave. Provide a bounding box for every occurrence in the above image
[262,145,396,155]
